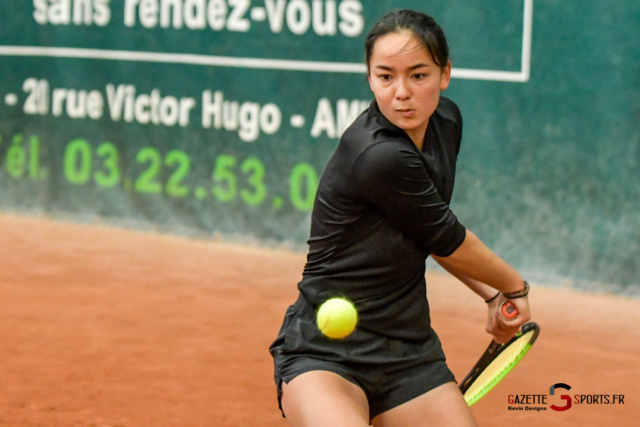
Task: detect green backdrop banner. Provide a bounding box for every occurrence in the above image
[1,1,638,295]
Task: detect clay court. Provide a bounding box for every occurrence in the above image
[1,213,638,426]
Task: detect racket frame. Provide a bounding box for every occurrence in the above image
[459,322,540,406]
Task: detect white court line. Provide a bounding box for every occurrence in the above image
[0,0,533,82]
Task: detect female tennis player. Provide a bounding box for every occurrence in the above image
[269,9,531,426]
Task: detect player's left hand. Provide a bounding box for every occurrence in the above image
[486,294,531,343]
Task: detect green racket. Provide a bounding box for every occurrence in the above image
[459,305,540,406]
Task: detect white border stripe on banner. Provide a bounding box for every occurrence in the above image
[0,0,533,82]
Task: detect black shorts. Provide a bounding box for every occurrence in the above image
[268,296,456,420]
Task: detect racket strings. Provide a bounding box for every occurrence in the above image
[463,330,536,405]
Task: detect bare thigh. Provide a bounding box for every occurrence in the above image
[280,370,371,427]
[371,382,477,427]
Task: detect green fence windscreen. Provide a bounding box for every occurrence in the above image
[1,1,638,295]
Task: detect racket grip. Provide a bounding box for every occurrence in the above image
[500,301,518,319]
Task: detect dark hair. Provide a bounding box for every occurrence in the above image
[365,9,450,72]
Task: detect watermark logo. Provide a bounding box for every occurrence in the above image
[549,383,572,411]
[508,383,625,412]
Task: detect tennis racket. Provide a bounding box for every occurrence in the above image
[459,302,540,406]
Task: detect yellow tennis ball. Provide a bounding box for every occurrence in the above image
[317,297,358,339]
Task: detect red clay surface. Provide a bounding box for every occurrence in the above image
[1,214,638,426]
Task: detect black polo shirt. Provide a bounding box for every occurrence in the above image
[298,97,466,342]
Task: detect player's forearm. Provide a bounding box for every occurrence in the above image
[432,229,525,294]
[433,258,497,301]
